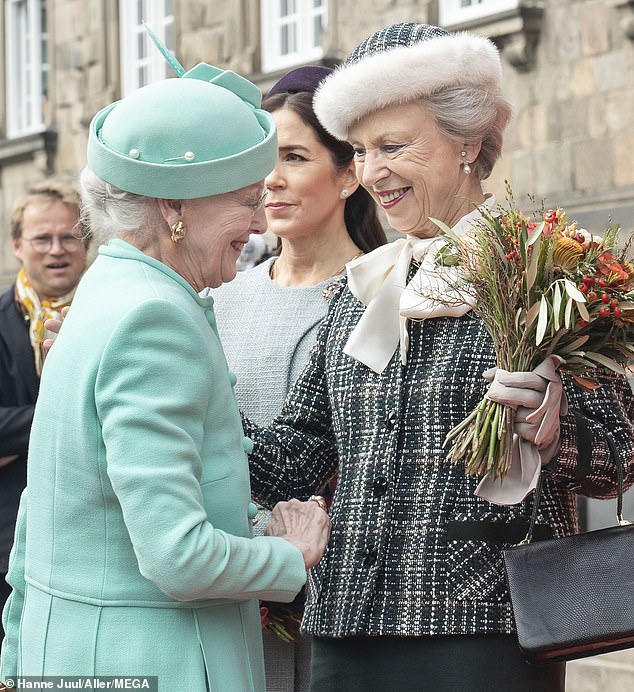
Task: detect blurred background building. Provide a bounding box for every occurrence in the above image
[0,2,633,688]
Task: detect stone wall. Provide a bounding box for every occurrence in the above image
[3,0,634,289]
[493,0,634,230]
[568,650,634,691]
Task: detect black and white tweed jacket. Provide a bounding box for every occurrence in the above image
[247,280,634,639]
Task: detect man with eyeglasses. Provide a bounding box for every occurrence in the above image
[0,180,90,643]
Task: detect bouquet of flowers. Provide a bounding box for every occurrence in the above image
[260,596,304,642]
[433,186,634,480]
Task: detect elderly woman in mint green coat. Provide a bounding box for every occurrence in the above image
[0,61,330,692]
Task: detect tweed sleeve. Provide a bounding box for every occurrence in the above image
[246,291,341,508]
[551,371,634,497]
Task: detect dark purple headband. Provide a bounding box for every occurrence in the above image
[267,65,333,97]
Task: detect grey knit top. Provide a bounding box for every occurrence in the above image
[212,257,341,427]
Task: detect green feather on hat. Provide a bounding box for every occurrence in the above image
[87,26,277,199]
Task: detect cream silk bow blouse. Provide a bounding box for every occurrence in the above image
[343,195,496,374]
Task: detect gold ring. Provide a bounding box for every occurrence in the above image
[309,495,327,512]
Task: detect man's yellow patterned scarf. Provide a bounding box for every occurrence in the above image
[14,267,76,375]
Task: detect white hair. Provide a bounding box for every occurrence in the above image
[79,166,161,245]
[424,86,512,180]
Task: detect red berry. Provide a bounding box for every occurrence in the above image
[610,298,619,308]
[582,276,595,286]
[578,284,588,294]
[578,320,588,327]
[587,291,597,302]
[614,306,622,318]
[601,293,611,304]
[599,305,611,317]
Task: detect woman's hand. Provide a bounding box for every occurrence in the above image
[475,356,569,504]
[266,498,331,569]
[484,354,567,461]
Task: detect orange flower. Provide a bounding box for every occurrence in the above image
[598,253,630,283]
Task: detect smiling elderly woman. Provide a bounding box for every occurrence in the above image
[0,61,330,691]
[244,23,634,692]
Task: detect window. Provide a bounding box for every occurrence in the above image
[119,0,175,96]
[261,0,327,74]
[439,0,519,28]
[5,0,48,138]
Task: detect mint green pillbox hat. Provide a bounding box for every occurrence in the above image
[87,63,277,199]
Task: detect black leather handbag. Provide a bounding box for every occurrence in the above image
[503,438,634,664]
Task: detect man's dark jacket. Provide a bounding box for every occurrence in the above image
[0,285,38,573]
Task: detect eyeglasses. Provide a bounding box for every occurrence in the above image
[235,189,268,213]
[21,234,85,253]
[249,190,268,212]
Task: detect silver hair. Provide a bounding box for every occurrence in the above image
[424,86,512,180]
[79,166,161,245]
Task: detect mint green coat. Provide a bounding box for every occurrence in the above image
[0,240,306,691]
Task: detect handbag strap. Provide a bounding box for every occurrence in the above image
[519,415,630,545]
[605,431,631,526]
[520,470,545,545]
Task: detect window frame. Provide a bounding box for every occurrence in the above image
[119,0,175,96]
[439,0,520,28]
[4,0,47,138]
[261,0,328,74]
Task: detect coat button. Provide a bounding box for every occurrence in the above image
[385,410,397,429]
[248,502,258,520]
[372,476,388,497]
[242,437,254,454]
[363,545,378,566]
[228,370,237,386]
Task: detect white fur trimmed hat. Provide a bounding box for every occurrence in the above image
[314,23,503,140]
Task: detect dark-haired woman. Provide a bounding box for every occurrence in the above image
[211,66,386,692]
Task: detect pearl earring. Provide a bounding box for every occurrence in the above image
[461,151,472,175]
[341,188,349,198]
